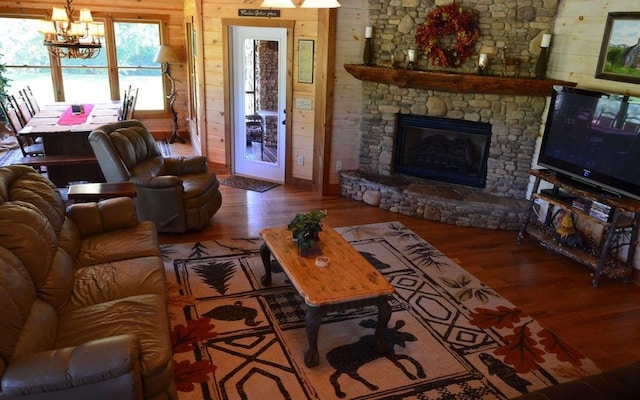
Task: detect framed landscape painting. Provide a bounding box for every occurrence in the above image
[595,12,640,84]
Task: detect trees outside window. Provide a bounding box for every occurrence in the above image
[0,16,165,113]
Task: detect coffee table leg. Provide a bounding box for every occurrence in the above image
[260,244,272,286]
[375,296,391,355]
[304,306,324,368]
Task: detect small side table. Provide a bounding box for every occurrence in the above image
[67,182,136,202]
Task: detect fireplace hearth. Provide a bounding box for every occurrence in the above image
[394,114,491,188]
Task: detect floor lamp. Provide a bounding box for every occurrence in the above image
[154,45,185,143]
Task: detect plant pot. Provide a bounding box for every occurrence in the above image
[298,242,322,257]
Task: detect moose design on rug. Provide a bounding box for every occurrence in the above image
[326,319,426,398]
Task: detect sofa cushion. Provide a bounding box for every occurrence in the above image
[0,202,75,311]
[0,247,38,374]
[55,294,173,398]
[74,221,160,267]
[68,256,167,311]
[0,165,66,234]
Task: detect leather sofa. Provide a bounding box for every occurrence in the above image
[89,120,222,233]
[513,361,640,400]
[0,165,177,400]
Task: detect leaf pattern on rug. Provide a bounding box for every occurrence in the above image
[495,324,546,374]
[538,329,585,366]
[470,307,587,374]
[405,242,447,269]
[469,306,528,329]
[192,260,236,295]
[173,359,217,392]
[385,222,421,241]
[439,274,499,304]
[171,317,217,353]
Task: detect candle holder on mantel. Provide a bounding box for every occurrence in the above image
[407,49,416,70]
[477,53,488,75]
[535,34,552,79]
[363,26,374,66]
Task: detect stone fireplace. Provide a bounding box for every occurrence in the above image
[338,0,572,230]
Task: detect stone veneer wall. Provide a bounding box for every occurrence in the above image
[358,0,559,199]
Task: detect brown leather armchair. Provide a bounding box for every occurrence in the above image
[89,120,222,233]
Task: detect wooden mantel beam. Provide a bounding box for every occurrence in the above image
[344,64,577,97]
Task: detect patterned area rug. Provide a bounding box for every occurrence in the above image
[0,139,172,167]
[220,175,279,192]
[161,222,601,400]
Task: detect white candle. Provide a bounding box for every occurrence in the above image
[365,26,372,39]
[408,49,416,62]
[478,53,488,67]
[541,34,552,48]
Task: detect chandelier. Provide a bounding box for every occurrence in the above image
[261,0,341,8]
[38,0,105,59]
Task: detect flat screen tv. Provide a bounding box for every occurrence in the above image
[537,85,640,200]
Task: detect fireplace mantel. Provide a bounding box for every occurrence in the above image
[344,64,576,96]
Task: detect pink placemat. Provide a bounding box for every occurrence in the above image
[57,104,94,125]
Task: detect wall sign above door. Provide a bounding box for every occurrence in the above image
[238,9,281,18]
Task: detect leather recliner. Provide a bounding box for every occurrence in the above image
[89,120,222,233]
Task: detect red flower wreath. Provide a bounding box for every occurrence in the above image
[415,2,480,68]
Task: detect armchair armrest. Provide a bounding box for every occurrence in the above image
[163,156,209,176]
[131,175,182,189]
[1,334,142,399]
[67,197,138,237]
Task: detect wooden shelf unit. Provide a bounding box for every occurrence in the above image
[517,169,640,287]
[344,64,577,96]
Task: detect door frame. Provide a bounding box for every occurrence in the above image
[222,19,295,183]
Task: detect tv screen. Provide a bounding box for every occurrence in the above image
[537,85,640,200]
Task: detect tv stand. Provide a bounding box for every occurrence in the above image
[551,171,621,199]
[517,169,640,287]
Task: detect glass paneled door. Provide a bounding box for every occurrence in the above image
[230,26,287,183]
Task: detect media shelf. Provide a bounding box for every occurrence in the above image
[517,169,640,287]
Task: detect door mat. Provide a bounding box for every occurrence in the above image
[220,175,279,192]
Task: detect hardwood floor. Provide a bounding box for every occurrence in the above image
[162,141,640,373]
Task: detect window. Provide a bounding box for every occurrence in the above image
[0,15,166,113]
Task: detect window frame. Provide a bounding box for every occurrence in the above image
[0,8,172,118]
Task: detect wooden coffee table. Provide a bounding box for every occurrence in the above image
[260,225,395,367]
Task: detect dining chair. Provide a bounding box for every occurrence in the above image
[7,94,33,126]
[0,100,43,158]
[20,86,41,115]
[118,86,131,121]
[124,87,139,120]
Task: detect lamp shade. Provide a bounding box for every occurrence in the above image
[261,0,296,7]
[301,0,341,7]
[154,45,181,64]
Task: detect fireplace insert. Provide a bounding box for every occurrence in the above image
[393,114,492,188]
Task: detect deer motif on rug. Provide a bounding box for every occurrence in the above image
[326,319,426,398]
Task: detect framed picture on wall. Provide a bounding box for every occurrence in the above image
[595,12,640,84]
[298,39,314,84]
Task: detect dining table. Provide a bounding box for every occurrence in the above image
[17,101,121,187]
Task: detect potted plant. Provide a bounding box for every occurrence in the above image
[287,209,327,257]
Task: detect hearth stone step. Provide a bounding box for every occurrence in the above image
[340,170,530,230]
